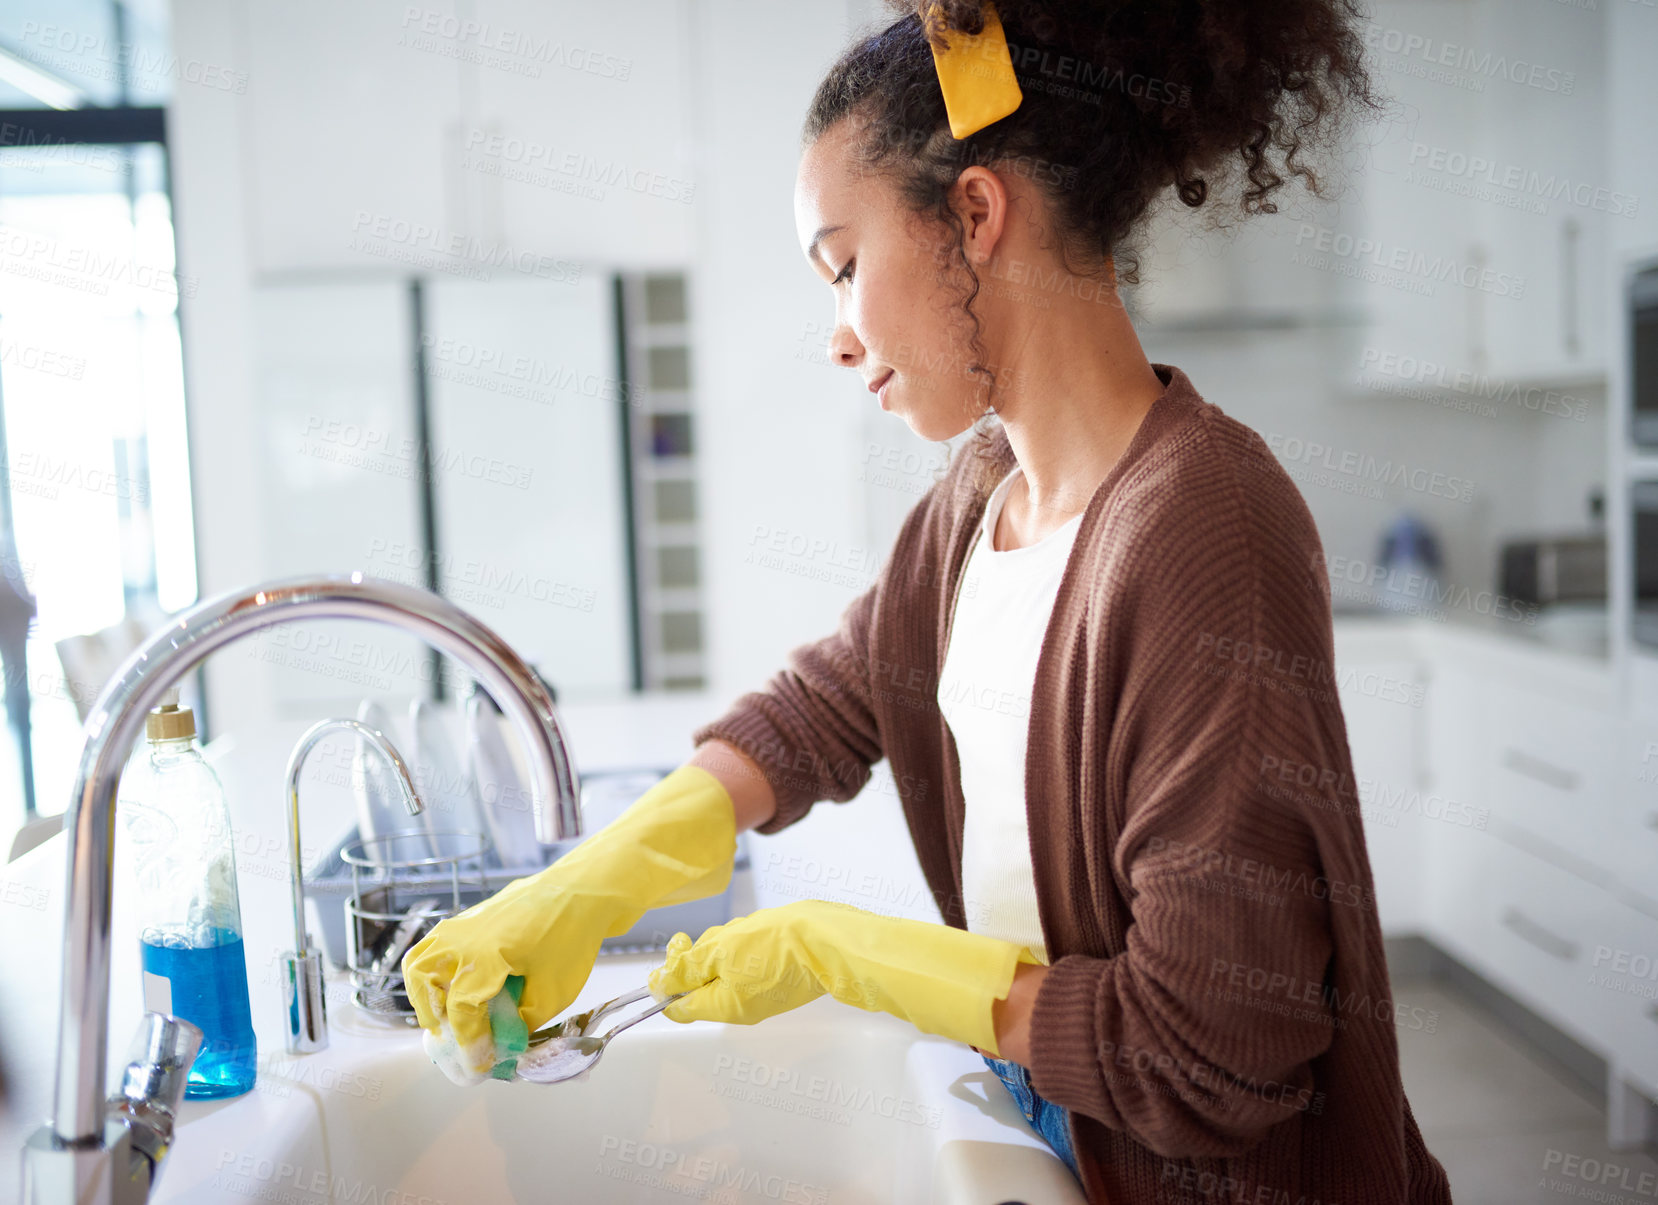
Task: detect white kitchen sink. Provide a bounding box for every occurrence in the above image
[2,712,1086,1204]
[146,966,1086,1205]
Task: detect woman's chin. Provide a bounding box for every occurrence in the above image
[902,411,979,444]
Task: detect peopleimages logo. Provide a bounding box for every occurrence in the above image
[398,8,632,81]
[1406,142,1637,218]
[1265,432,1476,504]
[1292,223,1524,298]
[348,212,582,284]
[1361,21,1576,93]
[1541,1148,1658,1199]
[0,225,197,299]
[462,130,694,204]
[18,22,249,94]
[594,1136,828,1204]
[1357,347,1590,422]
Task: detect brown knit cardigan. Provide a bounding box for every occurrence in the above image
[691,362,1454,1203]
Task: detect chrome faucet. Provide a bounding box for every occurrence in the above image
[282,716,423,1055]
[22,575,584,1204]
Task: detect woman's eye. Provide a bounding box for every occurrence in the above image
[833,260,855,286]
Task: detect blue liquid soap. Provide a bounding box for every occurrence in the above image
[142,927,257,1099]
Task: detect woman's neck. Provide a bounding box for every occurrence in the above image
[981,269,1167,544]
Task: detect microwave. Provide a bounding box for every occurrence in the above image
[1500,536,1607,606]
[1633,479,1658,650]
[1633,261,1658,446]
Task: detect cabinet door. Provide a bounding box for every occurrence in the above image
[242,1,462,273]
[1418,658,1490,936]
[1615,718,1658,913]
[462,0,696,266]
[425,275,633,696]
[1578,888,1658,1100]
[1343,0,1482,392]
[1606,0,1658,265]
[249,281,433,714]
[1584,885,1658,1099]
[1465,0,1610,383]
[1338,655,1428,935]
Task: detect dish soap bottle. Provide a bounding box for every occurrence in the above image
[120,687,257,1098]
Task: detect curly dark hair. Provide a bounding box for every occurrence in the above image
[803,0,1383,503]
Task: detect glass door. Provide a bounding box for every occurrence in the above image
[0,137,197,835]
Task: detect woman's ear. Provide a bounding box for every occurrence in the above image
[949,164,1010,267]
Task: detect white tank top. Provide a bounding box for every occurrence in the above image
[937,464,1083,965]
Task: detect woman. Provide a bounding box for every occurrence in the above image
[405,2,1454,1200]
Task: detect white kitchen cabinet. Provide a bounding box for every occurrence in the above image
[424,275,634,695]
[247,280,432,714]
[1605,0,1658,266]
[1580,852,1658,1147]
[1340,0,1482,393]
[1616,720,1658,911]
[1342,0,1610,395]
[1477,679,1623,881]
[1463,0,1610,385]
[241,0,462,274]
[1337,652,1428,934]
[462,0,696,268]
[237,0,695,275]
[1339,617,1657,1141]
[1417,656,1483,802]
[1433,816,1612,1051]
[1583,882,1658,1098]
[247,275,637,712]
[1417,655,1487,925]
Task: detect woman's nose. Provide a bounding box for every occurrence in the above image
[828,324,863,370]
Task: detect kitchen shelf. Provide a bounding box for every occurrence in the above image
[1130,304,1370,335]
[620,271,707,691]
[638,456,697,480]
[630,322,690,347]
[646,521,699,545]
[646,586,703,612]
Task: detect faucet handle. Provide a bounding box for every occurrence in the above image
[105,1013,203,1177]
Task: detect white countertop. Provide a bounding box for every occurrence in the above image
[1332,607,1618,707]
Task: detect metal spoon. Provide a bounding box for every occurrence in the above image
[513,986,687,1084]
[523,985,658,1048]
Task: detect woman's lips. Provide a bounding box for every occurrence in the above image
[871,369,894,409]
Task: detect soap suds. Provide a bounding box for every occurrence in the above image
[513,1037,596,1084]
[422,1018,496,1087]
[421,980,546,1085]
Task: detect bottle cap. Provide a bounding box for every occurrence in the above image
[145,687,196,742]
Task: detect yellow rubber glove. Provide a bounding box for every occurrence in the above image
[647,898,1038,1056]
[402,764,736,1083]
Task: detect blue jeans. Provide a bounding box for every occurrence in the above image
[982,1054,1082,1181]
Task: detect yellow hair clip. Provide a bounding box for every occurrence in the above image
[923,1,1024,140]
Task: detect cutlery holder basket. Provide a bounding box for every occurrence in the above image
[341,829,489,1021]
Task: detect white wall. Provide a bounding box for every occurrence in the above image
[683,0,907,707]
[169,0,266,738]
[169,0,1632,752]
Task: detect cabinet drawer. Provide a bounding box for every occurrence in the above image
[1479,686,1620,878]
[1432,824,1605,1050]
[1586,891,1658,1095]
[1612,726,1658,910]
